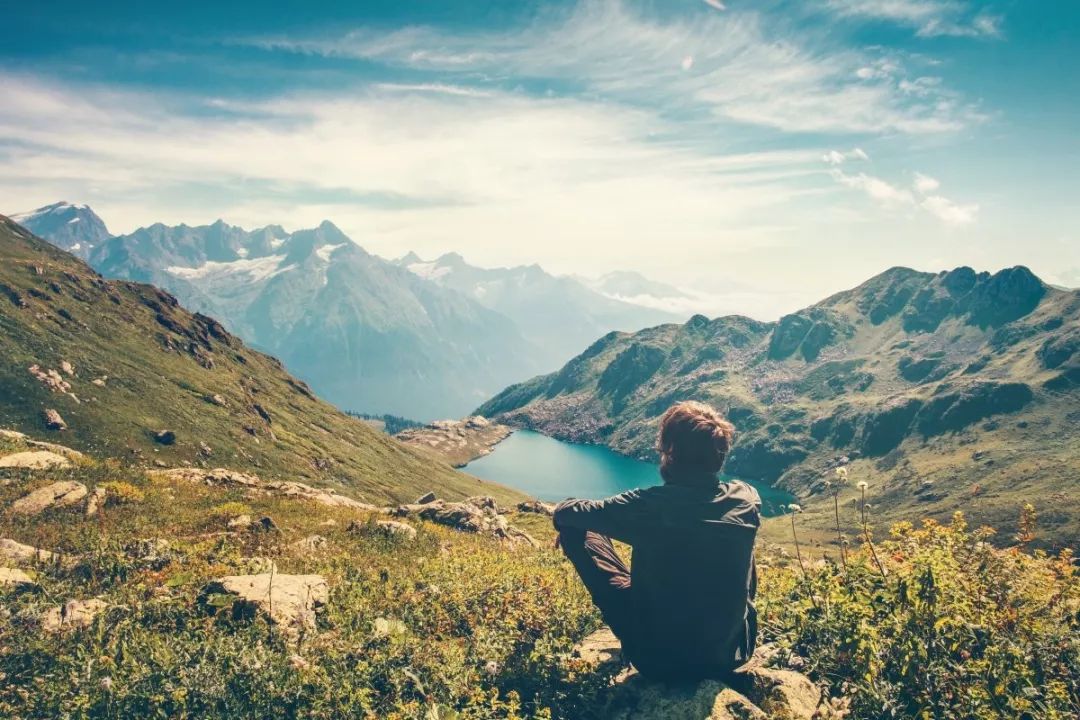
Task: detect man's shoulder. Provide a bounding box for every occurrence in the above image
[723,479,762,507]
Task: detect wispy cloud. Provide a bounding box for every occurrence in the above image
[826,0,1003,38]
[828,162,977,226]
[246,0,984,135]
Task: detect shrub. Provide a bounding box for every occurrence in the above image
[100,480,145,506]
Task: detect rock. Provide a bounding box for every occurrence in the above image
[60,361,75,376]
[43,408,67,431]
[92,377,107,387]
[574,625,624,666]
[0,567,38,591]
[374,520,418,541]
[252,516,278,533]
[200,573,328,634]
[85,486,107,517]
[0,450,73,470]
[290,535,329,554]
[12,481,88,515]
[393,498,537,547]
[0,538,58,565]
[154,429,176,445]
[226,514,253,530]
[464,495,503,513]
[517,500,555,516]
[151,468,380,511]
[395,417,512,467]
[152,467,262,488]
[42,598,108,632]
[415,491,437,505]
[736,666,821,720]
[208,393,228,406]
[123,538,172,570]
[199,442,213,457]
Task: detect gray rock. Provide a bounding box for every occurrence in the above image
[0,567,38,591]
[0,538,58,565]
[43,408,67,431]
[375,520,418,541]
[201,573,328,634]
[12,481,88,515]
[0,450,73,470]
[415,491,437,505]
[154,429,177,445]
[42,598,108,632]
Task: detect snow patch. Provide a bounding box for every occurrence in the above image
[70,243,82,251]
[67,217,81,224]
[236,247,249,258]
[406,261,451,281]
[166,254,291,283]
[316,243,345,263]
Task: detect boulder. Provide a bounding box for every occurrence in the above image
[290,535,330,554]
[11,481,88,515]
[42,598,108,632]
[574,628,825,720]
[392,498,537,547]
[0,567,38,591]
[85,486,107,517]
[152,468,381,511]
[374,520,418,541]
[154,429,177,445]
[517,500,556,516]
[43,408,67,431]
[0,538,58,565]
[415,491,437,505]
[200,573,328,633]
[0,450,73,470]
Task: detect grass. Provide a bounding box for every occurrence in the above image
[2,452,1077,719]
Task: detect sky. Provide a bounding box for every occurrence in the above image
[1,0,1077,319]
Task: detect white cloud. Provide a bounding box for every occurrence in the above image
[248,0,984,136]
[913,171,940,193]
[829,165,978,225]
[823,147,870,165]
[826,0,1003,38]
[702,0,727,10]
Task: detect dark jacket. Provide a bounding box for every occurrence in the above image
[553,476,760,679]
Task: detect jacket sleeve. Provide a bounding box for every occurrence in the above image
[552,489,653,544]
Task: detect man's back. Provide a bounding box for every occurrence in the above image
[553,478,760,679]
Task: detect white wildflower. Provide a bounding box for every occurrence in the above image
[857,481,869,491]
[788,503,803,513]
[835,466,849,480]
[484,660,499,675]
[100,676,113,691]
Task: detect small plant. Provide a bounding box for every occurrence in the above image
[100,480,145,506]
[1015,501,1037,546]
[788,503,806,576]
[857,480,887,578]
[212,501,253,519]
[829,466,849,570]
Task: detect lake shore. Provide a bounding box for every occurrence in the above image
[395,416,513,467]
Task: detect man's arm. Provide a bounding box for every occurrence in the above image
[552,489,653,544]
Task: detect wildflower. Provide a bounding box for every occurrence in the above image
[857,481,868,491]
[788,503,803,513]
[100,676,113,692]
[484,660,499,675]
[835,466,849,480]
[824,479,832,489]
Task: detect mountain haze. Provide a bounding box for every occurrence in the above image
[480,265,1080,546]
[396,252,683,371]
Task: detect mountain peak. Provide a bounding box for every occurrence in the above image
[8,201,111,260]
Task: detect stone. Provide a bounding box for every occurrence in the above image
[0,567,38,591]
[12,481,88,515]
[516,500,555,516]
[201,573,328,633]
[415,491,437,505]
[92,376,107,387]
[208,393,228,406]
[42,598,108,632]
[154,429,177,445]
[226,514,253,530]
[60,361,75,376]
[0,538,58,565]
[0,450,73,470]
[85,486,107,517]
[393,498,537,548]
[290,535,329,554]
[374,520,418,541]
[152,468,380,511]
[43,408,67,431]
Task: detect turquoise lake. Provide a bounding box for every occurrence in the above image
[465,429,795,517]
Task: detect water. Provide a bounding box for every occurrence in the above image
[465,429,795,517]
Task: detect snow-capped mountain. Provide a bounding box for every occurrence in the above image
[85,219,544,420]
[10,202,111,260]
[394,252,684,369]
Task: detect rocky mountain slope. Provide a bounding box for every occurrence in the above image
[480,265,1080,547]
[10,202,111,261]
[0,214,522,505]
[395,252,682,371]
[83,218,543,420]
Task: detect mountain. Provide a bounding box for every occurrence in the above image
[0,214,522,504]
[395,252,683,370]
[76,220,544,420]
[9,202,111,260]
[583,270,692,303]
[480,265,1080,548]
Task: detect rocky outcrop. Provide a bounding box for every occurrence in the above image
[0,538,58,565]
[43,408,67,431]
[392,497,536,547]
[373,520,418,541]
[0,567,38,590]
[200,573,328,635]
[42,598,108,632]
[150,467,381,511]
[574,628,829,720]
[917,382,1034,436]
[0,450,73,470]
[517,500,555,516]
[11,481,88,515]
[395,416,512,468]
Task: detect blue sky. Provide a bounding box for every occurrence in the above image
[1,0,1077,316]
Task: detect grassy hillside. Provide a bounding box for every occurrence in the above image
[1,442,1075,718]
[479,266,1080,549]
[0,216,520,506]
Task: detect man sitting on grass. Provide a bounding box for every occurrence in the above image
[553,401,760,681]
